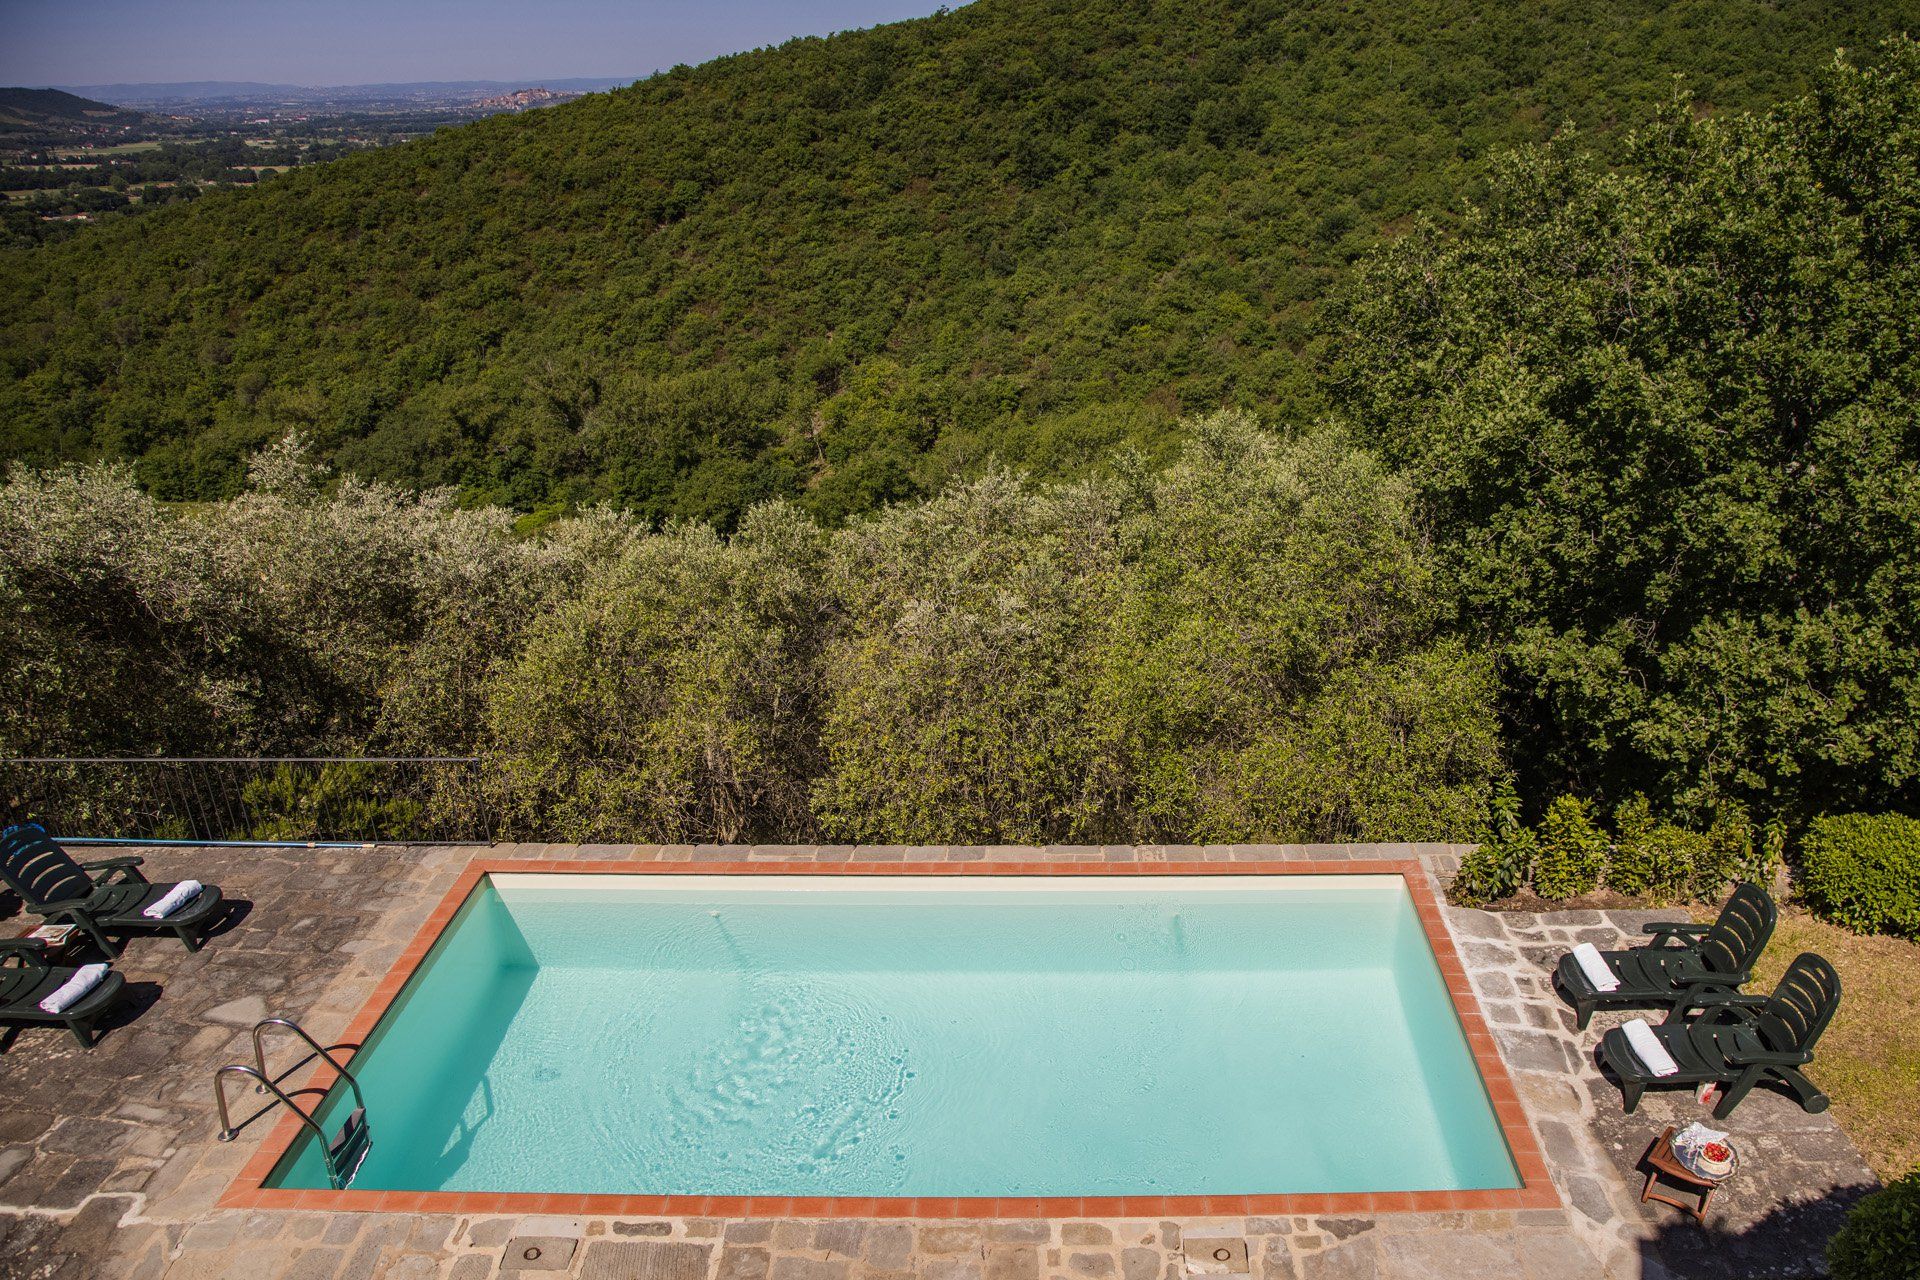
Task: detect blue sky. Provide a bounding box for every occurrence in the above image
[2,0,956,88]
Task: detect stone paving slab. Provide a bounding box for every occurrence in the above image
[0,842,1876,1279]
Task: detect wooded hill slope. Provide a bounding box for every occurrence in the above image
[3,0,1914,522]
[0,88,144,131]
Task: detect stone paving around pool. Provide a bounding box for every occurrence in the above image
[0,843,1881,1280]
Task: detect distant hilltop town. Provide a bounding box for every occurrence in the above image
[474,86,573,111]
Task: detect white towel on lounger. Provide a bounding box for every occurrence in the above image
[142,879,203,920]
[38,962,108,1014]
[1622,1017,1679,1077]
[1571,942,1619,992]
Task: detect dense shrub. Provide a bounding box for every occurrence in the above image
[1827,1167,1920,1280]
[811,469,1118,843]
[812,416,1504,844]
[1088,418,1502,843]
[0,442,591,761]
[241,762,423,843]
[1607,817,1714,898]
[1799,814,1920,939]
[1607,795,1746,901]
[1532,796,1609,899]
[1449,792,1777,907]
[484,504,830,843]
[1450,828,1536,908]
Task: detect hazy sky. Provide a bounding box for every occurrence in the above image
[2,0,956,88]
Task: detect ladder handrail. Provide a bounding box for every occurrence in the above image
[251,1016,366,1114]
[213,1017,375,1189]
[214,1063,329,1144]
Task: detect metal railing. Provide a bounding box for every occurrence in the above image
[0,756,494,846]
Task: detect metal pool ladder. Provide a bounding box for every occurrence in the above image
[213,1016,372,1189]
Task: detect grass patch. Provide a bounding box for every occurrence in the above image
[1744,908,1920,1180]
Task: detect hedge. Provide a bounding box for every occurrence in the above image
[1800,813,1920,940]
[1828,1167,1920,1280]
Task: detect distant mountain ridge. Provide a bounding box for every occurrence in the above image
[52,79,635,108]
[5,0,1919,523]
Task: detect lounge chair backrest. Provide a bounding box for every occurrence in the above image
[1757,952,1841,1054]
[1697,881,1776,978]
[0,823,94,909]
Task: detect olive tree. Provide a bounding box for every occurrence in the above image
[483,501,829,841]
[1091,414,1502,841]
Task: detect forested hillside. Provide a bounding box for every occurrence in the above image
[4,46,1917,840]
[3,0,1915,523]
[0,88,144,131]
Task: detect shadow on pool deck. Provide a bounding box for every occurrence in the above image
[1632,1181,1875,1280]
[1587,1066,1879,1279]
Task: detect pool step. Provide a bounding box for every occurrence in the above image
[212,1015,373,1189]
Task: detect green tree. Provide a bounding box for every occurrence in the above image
[1091,415,1501,841]
[811,467,1120,842]
[811,414,1505,844]
[483,503,830,841]
[1325,42,1920,823]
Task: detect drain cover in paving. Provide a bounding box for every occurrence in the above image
[502,1235,578,1272]
[1182,1233,1250,1274]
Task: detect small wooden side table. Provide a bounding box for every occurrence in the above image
[1640,1124,1731,1222]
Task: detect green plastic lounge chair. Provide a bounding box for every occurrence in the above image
[0,938,127,1047]
[1599,951,1841,1120]
[0,823,224,958]
[1552,881,1776,1029]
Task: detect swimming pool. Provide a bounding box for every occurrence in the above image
[244,861,1538,1212]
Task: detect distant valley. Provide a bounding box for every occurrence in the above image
[54,77,634,110]
[0,77,633,244]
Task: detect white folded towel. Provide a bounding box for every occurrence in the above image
[1622,1017,1679,1077]
[142,879,204,920]
[38,962,108,1014]
[1571,942,1619,992]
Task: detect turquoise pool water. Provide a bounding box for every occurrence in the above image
[268,874,1519,1196]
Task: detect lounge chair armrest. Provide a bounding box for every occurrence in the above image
[1663,982,1743,1019]
[80,856,147,885]
[1688,997,1765,1027]
[1723,1047,1812,1067]
[1642,921,1708,945]
[39,897,98,917]
[0,938,50,972]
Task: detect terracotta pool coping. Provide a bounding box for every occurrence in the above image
[220,857,1558,1217]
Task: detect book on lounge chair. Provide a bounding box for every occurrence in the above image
[0,823,224,958]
